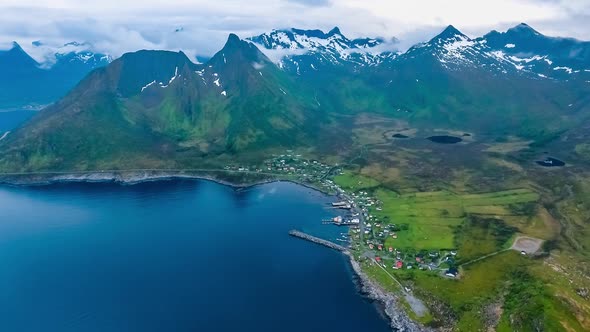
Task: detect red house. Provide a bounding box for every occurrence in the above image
[395,261,403,269]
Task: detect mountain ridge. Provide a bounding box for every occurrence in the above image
[1,25,589,172]
[0,41,111,108]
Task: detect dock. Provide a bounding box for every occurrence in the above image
[288,230,349,252]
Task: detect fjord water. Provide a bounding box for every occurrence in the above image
[0,180,391,332]
[0,110,37,132]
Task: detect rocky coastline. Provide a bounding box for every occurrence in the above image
[346,253,430,332]
[0,170,272,187]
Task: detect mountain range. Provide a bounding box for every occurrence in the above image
[0,41,111,109]
[0,23,589,172]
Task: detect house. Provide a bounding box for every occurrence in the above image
[395,261,403,269]
[377,244,383,251]
[375,257,382,263]
[445,267,459,278]
[369,244,374,250]
[389,247,394,253]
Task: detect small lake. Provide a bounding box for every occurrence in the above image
[536,157,565,167]
[427,135,463,144]
[0,180,392,332]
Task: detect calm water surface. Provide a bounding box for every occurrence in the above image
[0,110,37,132]
[0,180,391,332]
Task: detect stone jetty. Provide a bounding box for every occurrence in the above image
[288,230,348,252]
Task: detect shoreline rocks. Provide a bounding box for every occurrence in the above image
[346,252,430,332]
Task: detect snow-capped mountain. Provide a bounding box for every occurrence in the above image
[389,23,590,83]
[480,23,590,81]
[0,41,112,108]
[248,27,398,74]
[398,25,527,75]
[36,41,112,68]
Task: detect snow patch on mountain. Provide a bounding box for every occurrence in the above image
[554,66,573,74]
[141,80,156,92]
[252,62,265,70]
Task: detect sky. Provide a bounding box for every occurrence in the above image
[0,0,589,63]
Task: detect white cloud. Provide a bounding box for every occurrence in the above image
[0,0,588,63]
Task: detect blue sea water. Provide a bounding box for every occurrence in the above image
[0,110,37,132]
[0,180,391,332]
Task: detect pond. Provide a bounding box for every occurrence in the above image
[427,135,463,144]
[536,157,565,167]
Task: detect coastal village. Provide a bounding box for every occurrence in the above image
[226,151,460,279]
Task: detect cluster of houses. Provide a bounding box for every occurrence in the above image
[262,154,336,184]
[223,152,337,187]
[372,248,460,277]
[328,177,461,279]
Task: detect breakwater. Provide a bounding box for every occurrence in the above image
[288,230,349,252]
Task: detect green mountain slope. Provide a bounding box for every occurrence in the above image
[0,35,322,172]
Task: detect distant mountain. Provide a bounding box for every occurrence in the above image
[397,25,527,75]
[0,41,111,109]
[0,34,322,171]
[480,23,590,81]
[248,27,398,74]
[369,25,589,132]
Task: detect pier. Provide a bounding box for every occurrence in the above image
[288,230,349,252]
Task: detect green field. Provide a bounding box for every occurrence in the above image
[394,250,584,331]
[333,170,380,191]
[374,188,539,250]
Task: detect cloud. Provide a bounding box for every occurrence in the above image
[251,46,309,63]
[0,0,588,63]
[287,0,332,6]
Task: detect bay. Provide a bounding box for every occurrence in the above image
[0,180,391,332]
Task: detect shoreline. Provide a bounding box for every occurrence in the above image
[0,171,272,188]
[345,252,429,332]
[0,170,427,331]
